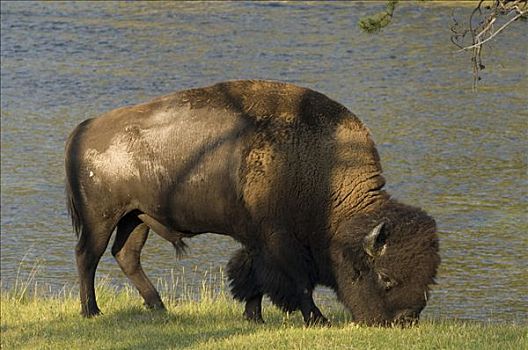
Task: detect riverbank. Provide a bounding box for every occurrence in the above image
[1,284,526,350]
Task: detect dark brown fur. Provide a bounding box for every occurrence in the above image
[65,80,440,325]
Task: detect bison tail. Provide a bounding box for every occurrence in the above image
[66,183,82,237]
[171,239,188,258]
[64,119,93,238]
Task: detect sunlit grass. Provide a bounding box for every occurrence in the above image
[1,273,526,350]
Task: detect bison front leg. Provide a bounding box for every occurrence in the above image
[257,246,330,326]
[227,248,265,323]
[300,289,330,326]
[262,232,330,327]
[244,293,264,323]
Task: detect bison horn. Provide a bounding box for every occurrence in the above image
[364,222,387,258]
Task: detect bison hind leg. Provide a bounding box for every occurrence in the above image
[76,217,116,317]
[112,212,165,311]
[227,248,264,323]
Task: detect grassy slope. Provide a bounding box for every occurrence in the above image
[1,286,526,350]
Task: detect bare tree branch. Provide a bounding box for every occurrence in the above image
[451,0,527,90]
[457,10,525,51]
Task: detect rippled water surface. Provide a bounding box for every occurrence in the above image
[1,2,526,324]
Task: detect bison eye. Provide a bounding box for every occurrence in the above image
[377,272,397,291]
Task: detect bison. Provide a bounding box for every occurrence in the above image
[65,80,440,326]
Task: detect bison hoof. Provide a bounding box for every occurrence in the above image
[82,308,102,318]
[305,315,331,327]
[144,301,166,311]
[244,311,265,324]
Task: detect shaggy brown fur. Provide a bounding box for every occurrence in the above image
[65,80,440,325]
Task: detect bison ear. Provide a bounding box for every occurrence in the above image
[363,222,388,258]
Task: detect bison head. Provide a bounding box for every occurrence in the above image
[332,200,440,326]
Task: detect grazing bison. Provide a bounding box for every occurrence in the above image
[65,80,440,326]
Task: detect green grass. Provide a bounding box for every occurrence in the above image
[1,280,526,350]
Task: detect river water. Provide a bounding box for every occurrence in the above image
[1,2,526,324]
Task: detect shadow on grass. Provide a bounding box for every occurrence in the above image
[4,303,284,349]
[5,299,527,350]
[2,282,358,349]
